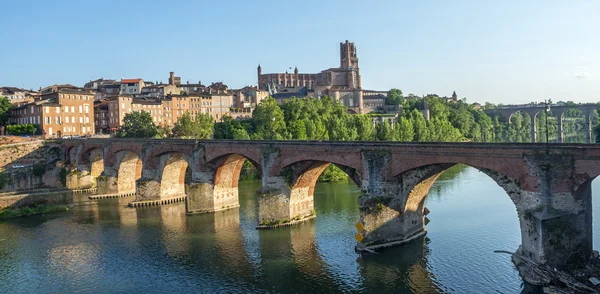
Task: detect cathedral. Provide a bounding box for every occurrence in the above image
[257,41,365,114]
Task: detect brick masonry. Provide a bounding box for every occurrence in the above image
[60,138,600,271]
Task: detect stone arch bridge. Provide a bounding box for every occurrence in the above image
[486,103,598,143]
[62,138,600,271]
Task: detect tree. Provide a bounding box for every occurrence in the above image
[252,98,288,140]
[375,120,393,141]
[194,113,214,139]
[395,117,414,141]
[0,96,11,125]
[353,115,375,141]
[386,89,404,105]
[117,111,158,138]
[410,109,429,141]
[171,112,214,139]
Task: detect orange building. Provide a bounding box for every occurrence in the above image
[8,88,95,138]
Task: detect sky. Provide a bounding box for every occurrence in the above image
[1,0,599,104]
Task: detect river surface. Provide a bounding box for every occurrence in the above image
[1,165,600,293]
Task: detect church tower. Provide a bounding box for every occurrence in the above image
[257,64,262,88]
[340,40,359,70]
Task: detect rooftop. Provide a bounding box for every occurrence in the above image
[121,78,143,84]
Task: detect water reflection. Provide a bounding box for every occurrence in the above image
[0,165,533,293]
[358,237,442,293]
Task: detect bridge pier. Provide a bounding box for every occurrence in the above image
[186,181,240,214]
[257,176,315,228]
[357,163,452,249]
[96,175,118,194]
[65,172,94,190]
[585,114,593,143]
[557,114,564,143]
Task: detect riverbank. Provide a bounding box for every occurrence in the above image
[0,204,70,219]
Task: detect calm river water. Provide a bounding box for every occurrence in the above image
[2,165,599,293]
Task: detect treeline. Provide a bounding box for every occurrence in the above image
[214,95,493,143]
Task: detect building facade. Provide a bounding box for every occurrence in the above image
[120,79,145,94]
[8,88,95,138]
[0,87,37,104]
[233,86,269,109]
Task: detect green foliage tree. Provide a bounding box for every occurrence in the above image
[395,117,414,141]
[252,98,288,140]
[172,112,214,139]
[116,111,158,138]
[0,96,11,125]
[375,120,393,141]
[353,115,375,141]
[386,89,404,105]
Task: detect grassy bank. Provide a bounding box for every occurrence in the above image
[0,204,70,219]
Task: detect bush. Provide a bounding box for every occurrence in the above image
[6,124,40,135]
[0,204,69,219]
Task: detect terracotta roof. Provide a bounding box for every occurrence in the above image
[121,78,142,83]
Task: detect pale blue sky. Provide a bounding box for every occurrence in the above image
[1,0,598,104]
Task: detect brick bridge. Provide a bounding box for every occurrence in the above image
[61,138,600,271]
[485,103,597,143]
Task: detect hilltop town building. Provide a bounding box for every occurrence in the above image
[9,88,95,138]
[120,78,145,94]
[0,87,37,104]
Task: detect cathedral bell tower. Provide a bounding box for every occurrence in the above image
[257,64,262,89]
[340,40,359,70]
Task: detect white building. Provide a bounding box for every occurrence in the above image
[120,78,145,95]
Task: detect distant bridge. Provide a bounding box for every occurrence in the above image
[485,103,598,143]
[60,138,600,272]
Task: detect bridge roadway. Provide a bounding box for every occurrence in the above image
[60,138,600,275]
[486,103,597,143]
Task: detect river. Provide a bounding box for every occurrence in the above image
[1,164,599,293]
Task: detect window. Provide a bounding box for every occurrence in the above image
[71,106,74,112]
[85,117,89,123]
[66,117,69,123]
[79,117,83,123]
[79,106,82,113]
[56,108,60,114]
[85,105,89,113]
[72,116,75,123]
[45,107,49,114]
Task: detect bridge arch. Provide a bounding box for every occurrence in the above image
[274,159,363,223]
[115,150,143,193]
[157,152,191,199]
[395,163,523,215]
[210,153,261,190]
[78,147,104,181]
